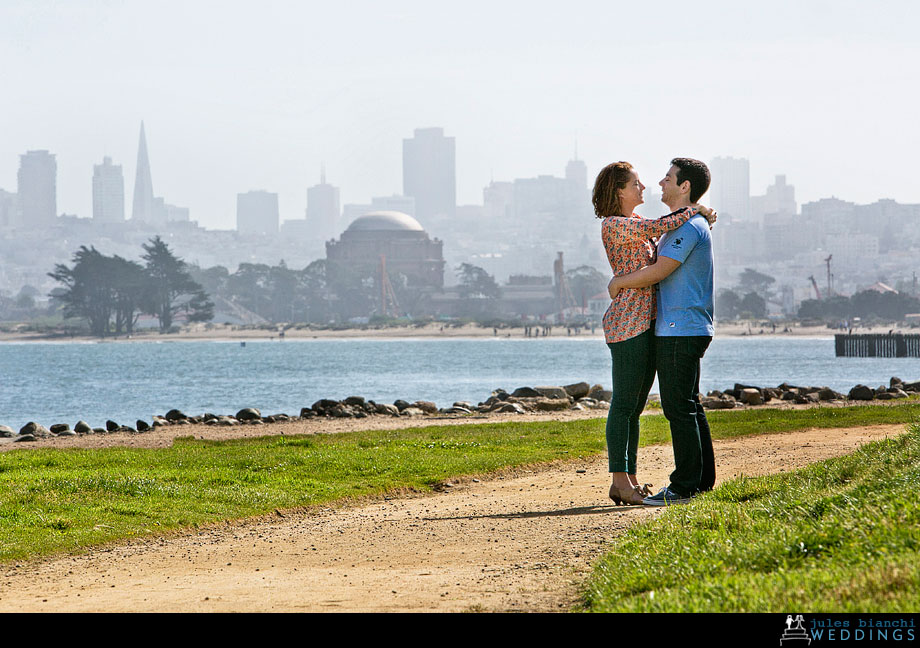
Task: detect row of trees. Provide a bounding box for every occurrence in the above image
[49,237,213,336]
[798,290,920,322]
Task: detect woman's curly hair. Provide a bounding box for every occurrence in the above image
[592,161,634,218]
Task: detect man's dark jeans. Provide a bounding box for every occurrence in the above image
[655,335,714,496]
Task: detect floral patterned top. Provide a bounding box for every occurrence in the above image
[601,208,698,343]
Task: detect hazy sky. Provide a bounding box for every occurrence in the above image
[1,0,917,230]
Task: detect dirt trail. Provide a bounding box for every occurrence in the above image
[0,423,905,612]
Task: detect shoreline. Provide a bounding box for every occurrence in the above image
[0,321,897,344]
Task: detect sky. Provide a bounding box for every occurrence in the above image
[1,0,918,230]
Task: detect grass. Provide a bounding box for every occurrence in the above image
[582,423,920,613]
[1,402,919,565]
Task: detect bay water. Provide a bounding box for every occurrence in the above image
[1,336,919,430]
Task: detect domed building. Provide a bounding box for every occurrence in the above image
[325,211,445,289]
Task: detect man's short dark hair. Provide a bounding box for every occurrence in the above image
[671,158,711,203]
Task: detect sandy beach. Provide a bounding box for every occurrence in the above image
[1,320,902,344]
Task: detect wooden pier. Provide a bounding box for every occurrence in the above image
[835,333,920,357]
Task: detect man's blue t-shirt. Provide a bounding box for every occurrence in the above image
[654,214,714,337]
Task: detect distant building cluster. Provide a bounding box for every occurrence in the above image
[2,128,919,323]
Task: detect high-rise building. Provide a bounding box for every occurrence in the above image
[0,189,17,229]
[17,150,57,228]
[306,169,340,241]
[402,127,456,222]
[92,156,125,223]
[237,190,279,235]
[132,121,157,224]
[709,156,750,221]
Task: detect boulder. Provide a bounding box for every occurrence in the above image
[535,386,569,400]
[901,380,920,392]
[890,376,903,387]
[875,392,896,400]
[588,386,613,402]
[702,397,736,410]
[343,396,366,407]
[164,409,189,421]
[0,425,15,437]
[217,416,240,426]
[563,382,590,399]
[495,402,526,414]
[151,416,170,427]
[136,420,151,432]
[106,420,120,432]
[412,400,439,414]
[393,399,411,411]
[817,387,843,401]
[299,407,315,418]
[374,403,400,417]
[19,422,51,438]
[74,420,93,434]
[533,398,571,412]
[490,389,510,401]
[848,384,874,401]
[50,423,71,434]
[55,429,77,437]
[400,407,425,417]
[511,386,543,398]
[441,406,472,415]
[739,388,763,406]
[236,408,261,421]
[14,434,36,443]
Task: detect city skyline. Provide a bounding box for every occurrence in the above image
[1,0,917,230]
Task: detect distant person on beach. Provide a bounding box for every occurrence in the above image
[608,158,716,506]
[594,161,715,505]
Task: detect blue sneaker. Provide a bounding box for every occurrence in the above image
[642,486,692,506]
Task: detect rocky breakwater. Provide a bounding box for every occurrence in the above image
[701,377,920,410]
[0,381,613,444]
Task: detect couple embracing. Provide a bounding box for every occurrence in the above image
[595,158,716,506]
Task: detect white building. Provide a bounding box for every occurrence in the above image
[92,156,125,223]
[237,190,279,235]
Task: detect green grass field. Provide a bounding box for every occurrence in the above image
[2,401,919,612]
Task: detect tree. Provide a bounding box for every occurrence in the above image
[715,288,742,320]
[565,265,607,307]
[739,291,767,319]
[456,263,501,299]
[737,268,776,300]
[141,236,212,332]
[48,246,117,337]
[110,255,147,335]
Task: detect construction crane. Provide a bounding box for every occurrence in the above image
[379,255,400,318]
[808,275,822,301]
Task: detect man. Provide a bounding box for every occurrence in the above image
[607,158,715,506]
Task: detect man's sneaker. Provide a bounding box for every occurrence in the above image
[642,486,693,506]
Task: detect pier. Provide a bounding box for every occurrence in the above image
[835,333,920,358]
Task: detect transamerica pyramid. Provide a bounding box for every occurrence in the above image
[131,121,155,222]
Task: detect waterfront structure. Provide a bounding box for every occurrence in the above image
[17,150,57,228]
[92,156,125,223]
[326,210,445,289]
[402,127,456,222]
[710,156,750,221]
[305,169,341,242]
[131,122,158,224]
[237,190,279,235]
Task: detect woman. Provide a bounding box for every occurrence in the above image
[594,161,714,505]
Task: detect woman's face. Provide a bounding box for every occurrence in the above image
[618,169,645,212]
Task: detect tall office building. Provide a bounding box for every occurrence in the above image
[132,121,157,224]
[17,150,57,228]
[709,156,750,221]
[237,190,279,235]
[305,169,341,241]
[0,189,17,229]
[92,156,125,223]
[402,127,456,222]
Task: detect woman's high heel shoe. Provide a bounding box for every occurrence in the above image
[610,485,647,505]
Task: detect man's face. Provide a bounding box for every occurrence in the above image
[659,165,687,205]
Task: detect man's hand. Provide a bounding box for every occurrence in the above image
[608,276,621,300]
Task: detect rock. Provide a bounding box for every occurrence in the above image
[217,416,240,426]
[374,403,400,416]
[702,397,736,410]
[570,403,585,411]
[902,380,920,392]
[848,384,874,401]
[136,420,151,432]
[55,429,77,436]
[706,390,724,398]
[890,376,903,387]
[563,382,590,399]
[495,402,526,414]
[106,420,120,432]
[511,387,543,398]
[535,386,569,400]
[299,407,315,418]
[876,392,896,400]
[441,406,472,415]
[50,423,71,434]
[817,387,843,401]
[412,400,439,414]
[739,388,763,406]
[74,420,93,434]
[453,401,474,409]
[92,428,107,434]
[14,434,36,442]
[400,407,425,417]
[343,396,366,407]
[781,391,797,401]
[588,386,613,402]
[889,388,909,399]
[0,425,15,437]
[152,416,170,427]
[164,409,188,422]
[19,422,51,438]
[490,389,510,401]
[533,398,571,411]
[393,399,411,411]
[236,408,261,421]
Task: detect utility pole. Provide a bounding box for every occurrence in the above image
[825,255,833,298]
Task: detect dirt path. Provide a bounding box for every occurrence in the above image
[0,422,906,612]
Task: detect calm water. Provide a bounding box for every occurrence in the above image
[1,336,919,429]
